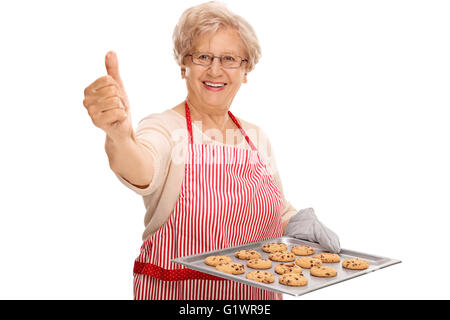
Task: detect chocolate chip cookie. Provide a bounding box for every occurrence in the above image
[342,258,370,270]
[269,251,296,262]
[246,271,275,284]
[246,258,272,270]
[216,262,245,275]
[295,257,323,269]
[310,266,338,278]
[261,243,287,253]
[278,273,308,287]
[274,263,303,275]
[204,255,232,267]
[291,245,315,256]
[234,249,261,260]
[314,253,341,263]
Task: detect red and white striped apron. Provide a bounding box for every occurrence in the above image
[133,101,284,300]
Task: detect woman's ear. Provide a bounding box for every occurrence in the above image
[181,68,186,79]
[242,72,248,84]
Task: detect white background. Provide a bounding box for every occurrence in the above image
[0,0,449,299]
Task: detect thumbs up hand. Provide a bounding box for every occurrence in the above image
[83,51,133,141]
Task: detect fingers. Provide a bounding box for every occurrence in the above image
[90,107,128,129]
[84,75,117,96]
[85,84,122,103]
[83,79,127,110]
[85,97,125,117]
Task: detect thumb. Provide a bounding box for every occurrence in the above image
[105,51,124,88]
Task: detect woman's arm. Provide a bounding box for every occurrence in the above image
[105,134,155,188]
[281,202,298,233]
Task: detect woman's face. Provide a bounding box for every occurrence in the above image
[182,28,248,113]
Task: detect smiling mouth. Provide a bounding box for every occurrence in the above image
[202,81,227,88]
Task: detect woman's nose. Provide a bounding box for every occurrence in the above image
[208,57,224,76]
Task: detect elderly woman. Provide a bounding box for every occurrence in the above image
[83,1,339,300]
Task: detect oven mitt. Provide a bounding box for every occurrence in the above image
[284,207,341,253]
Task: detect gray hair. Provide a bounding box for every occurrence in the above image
[172,1,261,72]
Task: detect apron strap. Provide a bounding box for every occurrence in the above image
[184,100,257,151]
[184,100,194,145]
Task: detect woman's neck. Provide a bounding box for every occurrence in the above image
[186,98,231,131]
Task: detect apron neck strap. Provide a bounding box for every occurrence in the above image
[184,100,257,150]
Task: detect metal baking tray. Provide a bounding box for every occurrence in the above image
[172,236,401,297]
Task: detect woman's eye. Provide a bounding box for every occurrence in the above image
[223,55,236,62]
[199,55,210,60]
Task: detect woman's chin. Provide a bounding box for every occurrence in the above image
[199,96,230,108]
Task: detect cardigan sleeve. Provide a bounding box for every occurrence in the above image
[115,113,175,196]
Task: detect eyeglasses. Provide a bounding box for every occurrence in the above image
[184,52,248,69]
